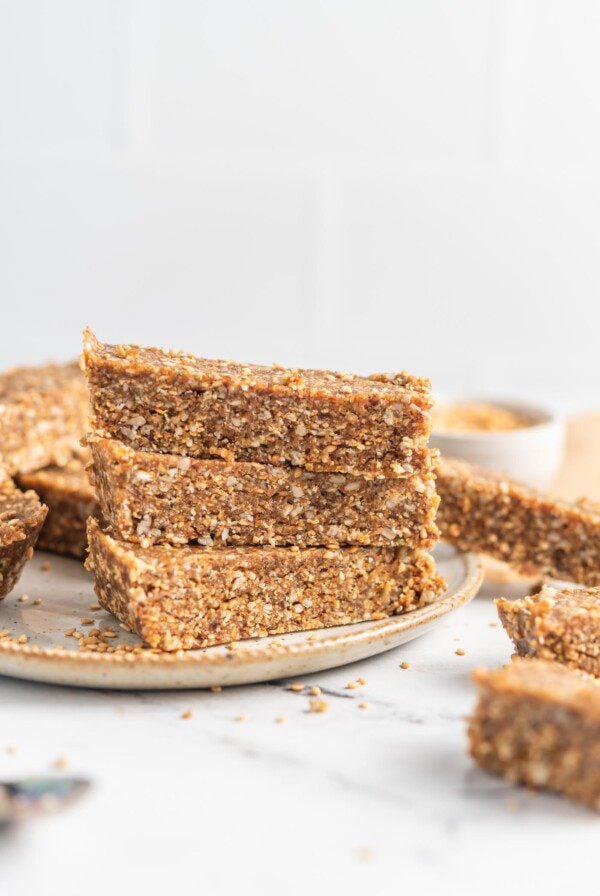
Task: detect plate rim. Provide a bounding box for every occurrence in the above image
[0,548,483,672]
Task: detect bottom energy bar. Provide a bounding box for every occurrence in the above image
[86,519,445,651]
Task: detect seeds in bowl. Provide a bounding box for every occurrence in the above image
[432,402,534,433]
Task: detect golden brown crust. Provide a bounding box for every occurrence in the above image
[0,473,47,597]
[83,330,433,478]
[436,458,600,586]
[0,361,88,476]
[468,658,600,811]
[496,585,600,677]
[85,519,445,651]
[17,456,96,559]
[89,436,439,549]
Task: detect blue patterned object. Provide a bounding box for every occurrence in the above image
[0,777,90,824]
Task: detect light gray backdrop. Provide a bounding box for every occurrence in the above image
[1,1,599,407]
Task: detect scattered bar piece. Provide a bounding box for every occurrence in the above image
[17,455,96,559]
[86,519,445,651]
[436,458,600,586]
[89,437,439,549]
[83,330,433,478]
[497,585,600,677]
[0,361,87,475]
[0,470,47,598]
[468,658,600,812]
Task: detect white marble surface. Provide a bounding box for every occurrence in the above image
[1,578,598,896]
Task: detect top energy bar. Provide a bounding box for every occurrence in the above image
[83,330,434,478]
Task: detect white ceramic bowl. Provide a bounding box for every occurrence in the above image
[430,397,565,490]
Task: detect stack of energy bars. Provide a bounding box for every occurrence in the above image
[82,330,444,650]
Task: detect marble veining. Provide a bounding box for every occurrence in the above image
[1,576,598,896]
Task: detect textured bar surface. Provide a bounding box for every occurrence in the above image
[0,361,88,475]
[83,330,433,478]
[497,585,600,677]
[0,470,47,598]
[437,458,600,586]
[17,457,96,560]
[86,519,445,650]
[469,659,600,812]
[89,436,439,549]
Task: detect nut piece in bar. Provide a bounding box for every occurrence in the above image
[17,456,96,560]
[436,458,600,587]
[468,658,600,812]
[0,362,88,476]
[86,519,445,651]
[83,330,433,478]
[496,585,600,677]
[0,470,47,598]
[89,436,439,549]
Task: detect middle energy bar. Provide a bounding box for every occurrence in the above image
[89,437,439,549]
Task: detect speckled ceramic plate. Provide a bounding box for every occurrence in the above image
[0,544,482,689]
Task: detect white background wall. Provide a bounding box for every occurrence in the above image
[1,1,599,405]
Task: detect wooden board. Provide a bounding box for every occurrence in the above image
[554,412,600,503]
